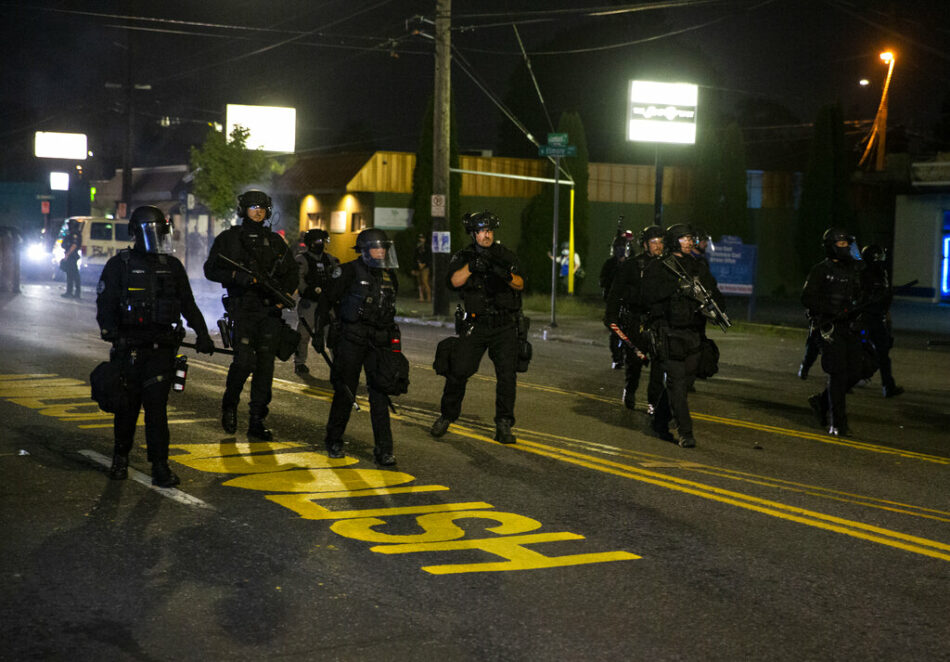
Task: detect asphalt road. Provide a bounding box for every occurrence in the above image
[2,280,949,661]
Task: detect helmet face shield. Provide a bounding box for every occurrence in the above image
[360,239,398,269]
[141,220,173,254]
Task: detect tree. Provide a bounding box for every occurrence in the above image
[691,120,748,240]
[189,125,278,221]
[796,103,853,274]
[516,111,591,294]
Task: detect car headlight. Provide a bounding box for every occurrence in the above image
[25,242,48,263]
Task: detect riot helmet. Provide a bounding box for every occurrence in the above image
[861,244,886,263]
[304,228,329,253]
[612,230,634,259]
[129,205,173,254]
[354,227,398,269]
[822,227,856,261]
[692,227,713,254]
[462,211,500,239]
[640,225,665,256]
[666,223,694,254]
[237,190,272,220]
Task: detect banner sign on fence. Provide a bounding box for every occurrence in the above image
[708,235,757,296]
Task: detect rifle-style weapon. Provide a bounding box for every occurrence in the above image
[217,254,297,310]
[661,256,732,332]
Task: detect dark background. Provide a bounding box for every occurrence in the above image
[4,0,950,181]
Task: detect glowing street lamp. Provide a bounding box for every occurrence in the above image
[859,50,896,171]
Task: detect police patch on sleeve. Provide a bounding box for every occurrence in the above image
[331,266,342,279]
[97,280,106,294]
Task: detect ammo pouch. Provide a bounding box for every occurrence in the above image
[275,320,301,362]
[367,345,410,395]
[696,337,720,379]
[516,314,532,373]
[90,359,134,413]
[658,326,702,362]
[433,336,459,377]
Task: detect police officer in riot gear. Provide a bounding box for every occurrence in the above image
[430,211,525,444]
[204,190,298,440]
[605,225,667,412]
[61,219,82,298]
[802,227,865,436]
[322,227,401,465]
[96,205,215,487]
[600,229,634,369]
[640,223,725,448]
[860,244,903,398]
[294,229,340,375]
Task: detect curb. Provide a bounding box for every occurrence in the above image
[396,313,601,346]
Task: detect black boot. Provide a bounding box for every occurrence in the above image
[248,416,273,441]
[808,394,828,428]
[325,440,345,459]
[221,405,237,434]
[151,461,180,488]
[494,419,516,444]
[108,453,129,480]
[430,415,451,438]
[374,448,397,466]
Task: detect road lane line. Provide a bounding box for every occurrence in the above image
[79,450,214,509]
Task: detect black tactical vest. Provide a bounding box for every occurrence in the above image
[301,252,333,300]
[338,261,396,328]
[118,249,181,327]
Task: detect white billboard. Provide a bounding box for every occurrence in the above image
[50,172,70,191]
[225,104,296,153]
[626,81,698,145]
[35,132,88,160]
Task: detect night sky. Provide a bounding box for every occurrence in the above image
[4,0,949,182]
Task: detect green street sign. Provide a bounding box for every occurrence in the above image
[547,133,568,147]
[538,144,576,157]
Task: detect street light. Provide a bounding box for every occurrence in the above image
[858,50,896,171]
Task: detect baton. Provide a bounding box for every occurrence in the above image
[298,317,361,412]
[180,340,234,356]
[609,323,646,361]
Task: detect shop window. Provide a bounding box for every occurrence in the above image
[307,213,326,230]
[350,212,366,232]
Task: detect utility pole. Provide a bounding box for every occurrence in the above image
[431,0,451,316]
[106,29,150,219]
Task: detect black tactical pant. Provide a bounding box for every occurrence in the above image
[817,328,863,430]
[864,316,896,391]
[653,327,702,437]
[609,330,623,365]
[63,256,80,296]
[113,345,177,462]
[325,329,393,454]
[223,310,284,419]
[626,355,665,409]
[440,321,519,425]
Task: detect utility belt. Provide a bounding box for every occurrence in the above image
[455,306,519,335]
[339,320,399,347]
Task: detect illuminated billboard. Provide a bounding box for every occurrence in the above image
[225,104,296,153]
[35,132,88,160]
[50,172,70,191]
[626,81,698,145]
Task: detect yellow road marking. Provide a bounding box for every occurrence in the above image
[182,361,950,560]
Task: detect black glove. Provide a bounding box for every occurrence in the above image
[311,328,325,354]
[233,271,255,287]
[490,261,513,282]
[195,333,215,355]
[469,254,491,274]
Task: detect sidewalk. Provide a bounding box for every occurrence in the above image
[394,291,950,347]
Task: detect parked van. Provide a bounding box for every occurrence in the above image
[52,217,131,281]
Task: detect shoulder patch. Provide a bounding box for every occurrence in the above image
[331,266,342,279]
[96,280,106,295]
